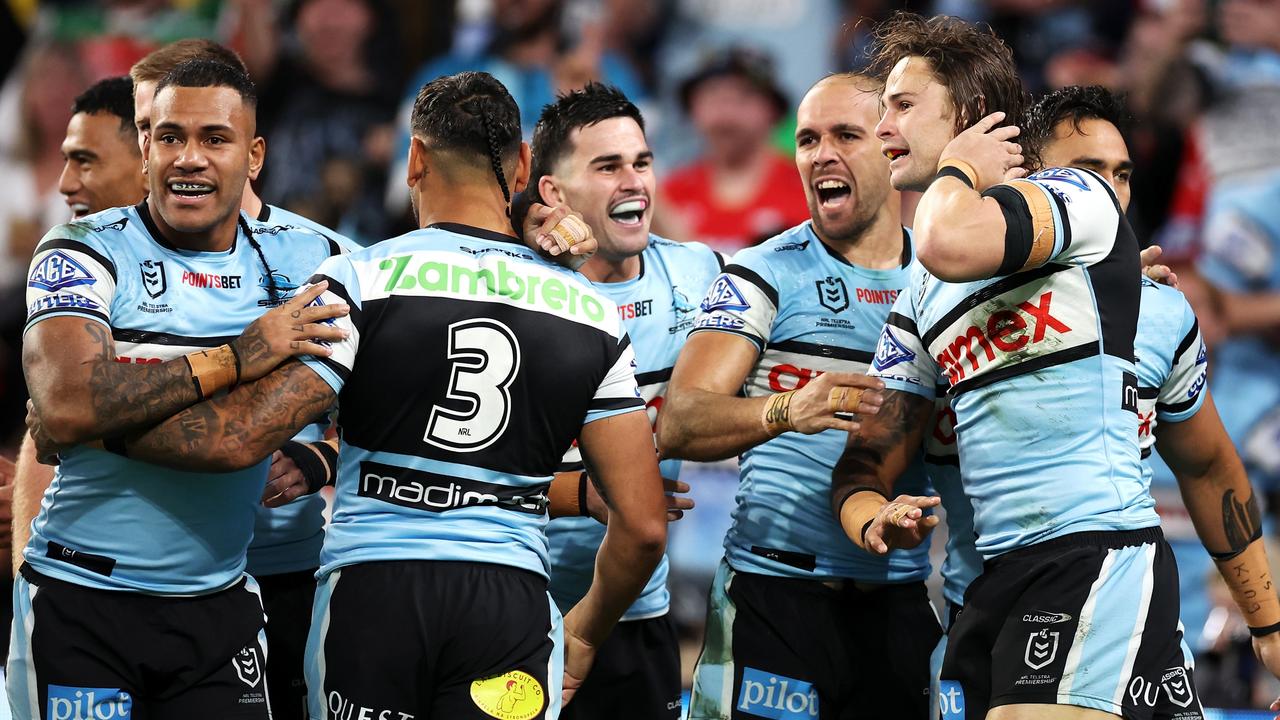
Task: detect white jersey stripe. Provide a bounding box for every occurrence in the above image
[1110,542,1157,709]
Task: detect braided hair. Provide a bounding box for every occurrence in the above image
[410,72,521,211]
[246,232,282,304]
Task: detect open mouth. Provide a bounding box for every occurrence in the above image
[815,179,851,208]
[608,198,648,226]
[168,180,215,199]
[884,148,909,162]
[68,202,90,218]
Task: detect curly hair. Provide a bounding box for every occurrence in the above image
[1021,85,1130,172]
[868,12,1025,134]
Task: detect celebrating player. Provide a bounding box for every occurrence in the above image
[659,72,939,719]
[57,77,148,221]
[522,82,720,719]
[107,71,667,720]
[13,59,349,720]
[831,14,1280,720]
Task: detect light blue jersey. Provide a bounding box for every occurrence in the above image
[1197,171,1280,490]
[547,236,720,620]
[692,221,932,582]
[933,278,1209,605]
[871,167,1151,559]
[22,203,341,594]
[244,204,360,577]
[299,223,644,580]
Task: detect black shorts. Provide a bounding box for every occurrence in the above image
[257,568,318,720]
[689,560,941,719]
[559,613,682,720]
[9,564,270,720]
[940,528,1205,720]
[305,560,560,720]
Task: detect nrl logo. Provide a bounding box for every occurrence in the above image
[140,260,166,299]
[232,646,262,688]
[1024,629,1059,670]
[816,276,849,313]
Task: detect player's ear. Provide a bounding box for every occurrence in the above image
[406,136,427,190]
[512,142,532,195]
[248,136,266,181]
[538,173,567,207]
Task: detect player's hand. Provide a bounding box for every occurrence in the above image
[561,620,598,706]
[1252,632,1280,717]
[585,476,694,524]
[26,401,62,466]
[261,450,308,508]
[232,281,350,383]
[788,372,885,435]
[1140,245,1180,289]
[862,494,942,555]
[938,112,1023,191]
[523,203,596,270]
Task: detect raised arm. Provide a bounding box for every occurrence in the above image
[24,282,347,448]
[913,112,1026,282]
[562,409,667,702]
[121,360,337,472]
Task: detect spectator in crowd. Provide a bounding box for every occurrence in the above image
[232,0,402,245]
[658,48,810,252]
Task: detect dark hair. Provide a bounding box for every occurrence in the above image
[868,12,1024,133]
[529,82,644,182]
[131,39,246,85]
[72,76,136,137]
[1022,85,1130,171]
[155,58,257,109]
[410,71,521,207]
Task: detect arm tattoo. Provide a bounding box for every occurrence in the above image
[1223,488,1263,555]
[126,361,337,471]
[831,390,925,510]
[83,322,200,437]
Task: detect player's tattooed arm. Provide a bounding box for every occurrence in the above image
[1156,390,1280,633]
[22,283,347,452]
[123,360,337,472]
[831,389,936,553]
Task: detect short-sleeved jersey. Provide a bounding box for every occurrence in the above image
[547,236,721,620]
[244,205,359,577]
[299,223,644,580]
[935,277,1210,603]
[691,221,932,582]
[871,167,1150,559]
[22,202,341,594]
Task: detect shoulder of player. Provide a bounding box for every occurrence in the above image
[1019,166,1121,210]
[31,207,137,273]
[241,213,335,250]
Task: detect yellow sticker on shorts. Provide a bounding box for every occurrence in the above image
[469,670,545,720]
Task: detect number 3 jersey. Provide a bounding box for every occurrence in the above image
[693,221,932,582]
[872,167,1151,560]
[22,202,342,594]
[299,223,644,580]
[547,235,722,620]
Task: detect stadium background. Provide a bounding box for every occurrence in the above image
[0,0,1277,714]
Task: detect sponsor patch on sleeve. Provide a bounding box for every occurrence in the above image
[29,250,96,291]
[700,275,750,314]
[872,328,916,371]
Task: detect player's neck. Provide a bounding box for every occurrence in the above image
[240,186,264,220]
[415,187,516,239]
[581,252,641,284]
[148,204,240,253]
[815,205,905,270]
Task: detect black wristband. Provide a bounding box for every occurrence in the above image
[279,441,330,495]
[835,484,891,515]
[859,518,875,546]
[1249,620,1280,638]
[1209,529,1264,561]
[935,165,975,189]
[578,471,590,518]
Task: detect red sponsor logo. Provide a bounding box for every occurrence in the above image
[182,271,242,290]
[115,355,162,364]
[618,299,653,320]
[768,363,822,392]
[932,406,957,446]
[935,291,1071,385]
[1138,409,1155,439]
[855,287,900,305]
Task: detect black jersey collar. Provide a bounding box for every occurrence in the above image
[813,224,912,269]
[428,222,525,247]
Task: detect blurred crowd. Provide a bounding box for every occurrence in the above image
[0,0,1278,707]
